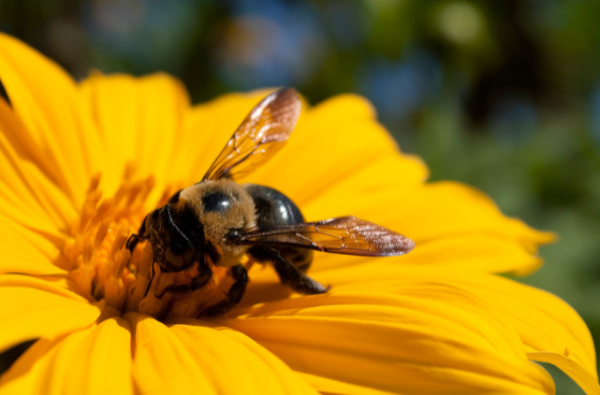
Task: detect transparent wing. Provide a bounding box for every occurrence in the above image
[237,216,415,256]
[202,88,302,181]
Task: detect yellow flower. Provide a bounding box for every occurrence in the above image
[0,33,597,395]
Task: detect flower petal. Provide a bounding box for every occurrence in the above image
[0,33,106,206]
[302,181,553,275]
[0,98,76,236]
[0,317,132,395]
[307,234,544,275]
[528,352,600,395]
[0,215,65,275]
[305,265,598,393]
[0,275,101,353]
[220,282,554,394]
[79,72,189,199]
[310,181,554,247]
[397,234,543,273]
[296,153,428,203]
[127,313,317,395]
[247,94,427,205]
[0,95,63,189]
[296,372,398,395]
[173,91,427,198]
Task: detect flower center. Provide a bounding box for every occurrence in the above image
[62,170,234,320]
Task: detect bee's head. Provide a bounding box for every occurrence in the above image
[142,204,197,272]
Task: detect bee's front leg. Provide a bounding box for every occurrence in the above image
[126,233,142,253]
[157,260,213,298]
[201,264,248,317]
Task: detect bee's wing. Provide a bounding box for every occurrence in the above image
[237,216,415,256]
[202,88,302,181]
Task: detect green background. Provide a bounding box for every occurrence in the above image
[1,1,600,392]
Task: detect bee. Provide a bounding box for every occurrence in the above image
[126,88,415,317]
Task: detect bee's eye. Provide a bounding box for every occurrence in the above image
[165,246,194,269]
[202,192,233,213]
[170,241,184,254]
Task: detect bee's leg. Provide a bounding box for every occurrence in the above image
[157,260,213,298]
[126,233,141,253]
[143,260,156,298]
[127,215,148,253]
[248,246,329,295]
[202,264,248,317]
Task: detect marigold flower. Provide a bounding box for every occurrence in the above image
[0,33,597,395]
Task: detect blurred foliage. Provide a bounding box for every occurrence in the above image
[1,0,600,392]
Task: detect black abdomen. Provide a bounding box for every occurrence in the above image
[244,184,313,272]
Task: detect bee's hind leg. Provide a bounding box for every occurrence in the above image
[248,246,329,295]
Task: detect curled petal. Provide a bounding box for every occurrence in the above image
[528,352,600,395]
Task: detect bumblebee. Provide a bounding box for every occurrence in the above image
[126,88,415,316]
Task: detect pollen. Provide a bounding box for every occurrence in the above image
[61,169,232,320]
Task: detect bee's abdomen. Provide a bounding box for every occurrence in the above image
[244,184,313,272]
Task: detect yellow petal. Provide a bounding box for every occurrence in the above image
[398,234,543,273]
[310,181,553,247]
[0,33,107,206]
[306,233,544,275]
[0,275,101,353]
[528,352,600,395]
[0,215,66,275]
[306,264,598,393]
[0,317,132,395]
[297,153,428,203]
[79,72,189,199]
[297,372,398,395]
[246,94,427,205]
[0,98,76,234]
[174,91,427,197]
[300,181,553,276]
[0,133,70,238]
[0,96,64,191]
[219,282,554,394]
[127,313,317,395]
